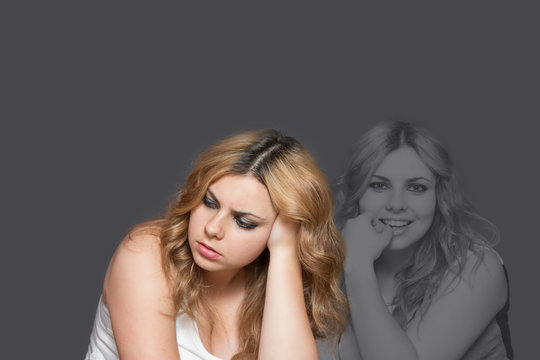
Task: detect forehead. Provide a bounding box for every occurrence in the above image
[375,146,434,181]
[208,175,277,217]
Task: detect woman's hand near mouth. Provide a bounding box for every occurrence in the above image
[343,212,393,266]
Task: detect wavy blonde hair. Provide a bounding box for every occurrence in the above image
[148,129,348,359]
[335,120,498,328]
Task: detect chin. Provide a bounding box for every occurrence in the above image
[386,234,422,252]
[191,253,218,271]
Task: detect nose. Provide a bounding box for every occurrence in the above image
[205,212,225,240]
[386,189,408,213]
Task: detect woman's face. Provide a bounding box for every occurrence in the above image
[188,174,278,274]
[359,146,437,252]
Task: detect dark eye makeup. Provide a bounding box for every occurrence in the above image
[234,216,258,230]
[202,194,259,230]
[202,195,218,209]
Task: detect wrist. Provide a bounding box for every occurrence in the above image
[345,257,375,276]
[268,245,299,263]
[269,243,297,255]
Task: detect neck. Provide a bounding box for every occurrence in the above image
[202,268,248,297]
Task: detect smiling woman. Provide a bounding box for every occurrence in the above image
[84,129,348,360]
[333,120,514,360]
[358,147,437,253]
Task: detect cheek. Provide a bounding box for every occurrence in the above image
[413,194,437,221]
[251,229,272,251]
[358,192,384,213]
[236,229,271,258]
[188,206,205,236]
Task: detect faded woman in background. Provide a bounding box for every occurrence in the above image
[334,121,513,360]
[85,129,348,360]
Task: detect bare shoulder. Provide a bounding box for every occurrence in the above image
[117,227,162,257]
[120,220,164,253]
[103,224,173,312]
[465,248,506,285]
[441,247,507,310]
[407,248,508,359]
[105,230,161,277]
[102,225,180,359]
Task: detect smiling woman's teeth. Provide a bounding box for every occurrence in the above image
[381,219,412,228]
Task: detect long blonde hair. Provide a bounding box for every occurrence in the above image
[154,129,347,358]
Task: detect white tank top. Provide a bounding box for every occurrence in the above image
[85,296,223,360]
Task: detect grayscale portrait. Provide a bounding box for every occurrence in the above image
[324,120,513,360]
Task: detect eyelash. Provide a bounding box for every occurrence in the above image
[369,182,389,192]
[407,183,428,193]
[202,195,218,209]
[234,217,257,230]
[202,195,258,230]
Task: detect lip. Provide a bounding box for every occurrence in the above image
[379,218,414,228]
[197,242,222,259]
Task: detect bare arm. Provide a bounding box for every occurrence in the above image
[103,233,181,360]
[344,214,507,360]
[259,214,318,360]
[404,249,507,359]
[343,214,418,359]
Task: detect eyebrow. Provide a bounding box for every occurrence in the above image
[372,174,434,183]
[206,189,265,220]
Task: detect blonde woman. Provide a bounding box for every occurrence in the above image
[85,129,348,360]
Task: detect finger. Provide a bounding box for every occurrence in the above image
[276,213,299,234]
[363,213,384,232]
[373,219,385,233]
[269,214,299,243]
[380,225,393,245]
[358,212,374,225]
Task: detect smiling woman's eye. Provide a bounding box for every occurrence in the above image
[234,216,258,230]
[202,195,218,209]
[369,182,390,192]
[408,183,428,193]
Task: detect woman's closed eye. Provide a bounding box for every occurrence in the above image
[234,216,258,230]
[203,195,219,209]
[203,194,258,229]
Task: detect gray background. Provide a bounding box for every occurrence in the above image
[3,2,538,358]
